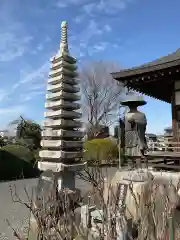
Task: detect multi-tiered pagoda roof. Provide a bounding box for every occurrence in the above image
[39,21,83,166]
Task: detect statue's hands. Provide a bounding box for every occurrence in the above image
[128,119,135,128]
[128,119,134,123]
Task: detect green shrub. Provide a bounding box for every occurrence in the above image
[0,148,40,181]
[84,138,119,164]
[1,144,35,164]
[32,148,41,167]
[0,144,40,181]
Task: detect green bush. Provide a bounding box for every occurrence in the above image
[0,144,40,181]
[32,148,41,167]
[84,138,119,164]
[1,144,35,164]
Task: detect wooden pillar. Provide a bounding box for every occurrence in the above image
[171,84,177,141]
[173,80,180,151]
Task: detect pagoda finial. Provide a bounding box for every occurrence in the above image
[60,21,69,55]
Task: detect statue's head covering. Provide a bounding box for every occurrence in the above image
[121,95,147,107]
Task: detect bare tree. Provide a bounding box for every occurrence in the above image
[79,61,125,139]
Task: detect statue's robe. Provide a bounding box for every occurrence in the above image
[124,110,147,157]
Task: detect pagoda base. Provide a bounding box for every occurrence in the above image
[30,161,86,234]
[38,161,86,173]
[38,161,86,191]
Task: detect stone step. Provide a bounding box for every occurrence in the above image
[48,74,79,85]
[50,59,77,71]
[45,99,80,110]
[46,90,80,101]
[44,109,82,119]
[42,129,84,138]
[43,119,81,128]
[49,67,77,78]
[39,150,82,159]
[50,54,76,64]
[41,140,83,148]
[47,82,80,93]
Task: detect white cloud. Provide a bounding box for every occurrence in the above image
[0,105,25,114]
[12,83,20,91]
[0,3,33,62]
[29,84,46,91]
[0,89,9,102]
[0,61,49,105]
[45,36,51,42]
[31,36,52,55]
[104,24,112,32]
[73,15,85,24]
[69,0,85,4]
[20,61,49,84]
[56,2,67,8]
[83,0,133,15]
[56,0,86,8]
[0,33,32,62]
[31,43,44,55]
[70,19,103,45]
[112,43,119,49]
[69,20,114,58]
[19,91,44,102]
[69,20,101,57]
[93,42,109,52]
[0,105,27,129]
[82,3,94,15]
[91,41,119,54]
[36,44,44,51]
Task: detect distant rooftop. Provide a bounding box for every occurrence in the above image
[0,129,16,137]
[146,133,157,138]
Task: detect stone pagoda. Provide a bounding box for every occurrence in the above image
[39,21,85,191]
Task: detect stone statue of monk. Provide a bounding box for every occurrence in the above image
[121,96,147,168]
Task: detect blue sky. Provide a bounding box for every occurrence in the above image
[0,0,179,134]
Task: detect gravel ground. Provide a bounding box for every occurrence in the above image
[0,167,118,240]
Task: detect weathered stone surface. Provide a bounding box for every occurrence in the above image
[33,170,82,232]
[36,170,57,202]
[108,169,180,240]
[36,171,81,206]
[121,95,147,162]
[121,169,154,182]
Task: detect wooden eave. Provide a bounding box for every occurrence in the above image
[112,58,180,79]
[111,49,180,103]
[113,67,180,103]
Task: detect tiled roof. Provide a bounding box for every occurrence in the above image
[112,49,180,79]
[140,48,180,67]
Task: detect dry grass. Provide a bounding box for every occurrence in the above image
[4,166,180,240]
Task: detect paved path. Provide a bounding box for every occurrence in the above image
[0,167,118,240]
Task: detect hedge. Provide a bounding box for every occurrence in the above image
[83,138,119,164]
[0,145,40,181]
[1,144,35,164]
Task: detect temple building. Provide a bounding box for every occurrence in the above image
[112,49,180,142]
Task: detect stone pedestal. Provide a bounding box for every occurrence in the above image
[38,161,86,191]
[121,168,153,182]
